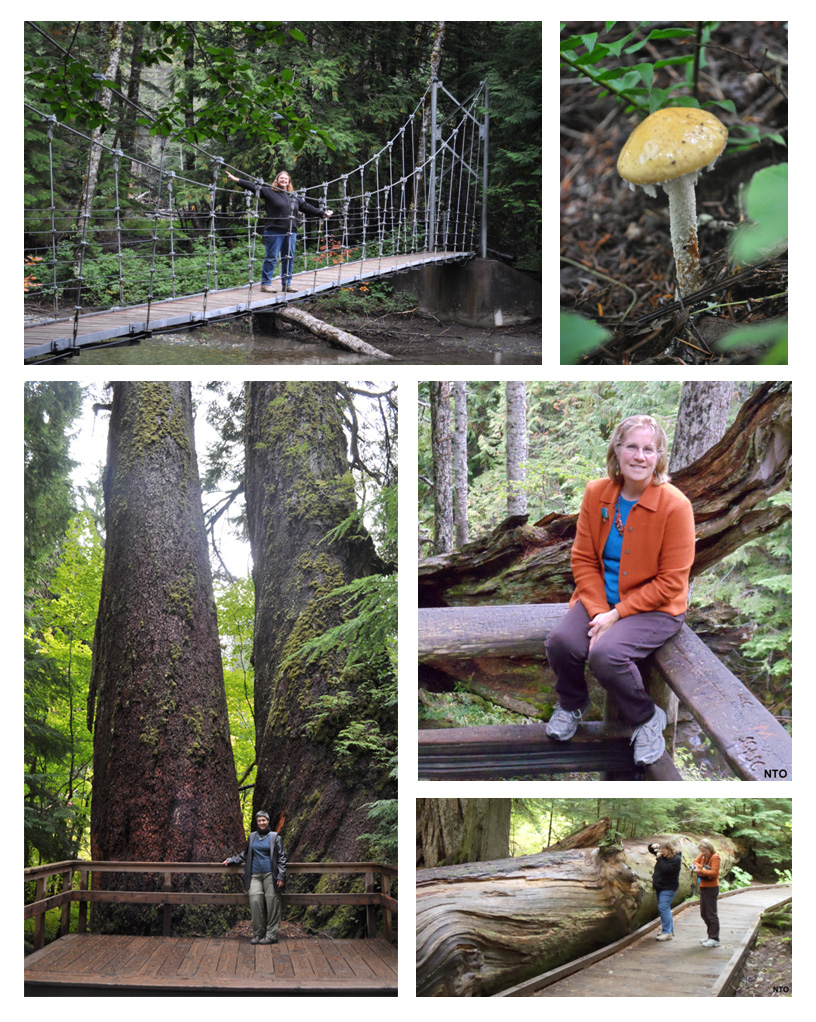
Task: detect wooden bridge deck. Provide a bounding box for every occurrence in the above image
[498,885,791,998]
[24,933,398,996]
[24,249,469,361]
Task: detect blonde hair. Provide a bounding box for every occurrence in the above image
[271,171,294,192]
[698,839,716,853]
[606,414,670,485]
[659,839,678,857]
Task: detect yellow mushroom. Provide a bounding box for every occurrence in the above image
[617,107,728,297]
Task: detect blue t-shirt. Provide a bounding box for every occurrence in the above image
[252,832,273,874]
[602,495,638,605]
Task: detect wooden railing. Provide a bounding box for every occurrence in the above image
[419,603,792,781]
[24,860,398,951]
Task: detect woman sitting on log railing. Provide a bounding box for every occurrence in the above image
[545,414,695,766]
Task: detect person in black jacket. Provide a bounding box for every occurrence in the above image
[648,839,682,941]
[223,809,287,944]
[226,170,332,293]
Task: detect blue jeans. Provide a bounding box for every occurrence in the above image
[657,888,677,933]
[262,229,296,287]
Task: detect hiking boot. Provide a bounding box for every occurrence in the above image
[259,936,275,945]
[250,935,262,944]
[655,932,674,941]
[631,705,667,765]
[701,938,720,947]
[260,285,275,293]
[283,285,298,293]
[546,701,590,741]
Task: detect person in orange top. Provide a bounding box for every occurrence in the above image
[691,839,721,946]
[545,414,696,766]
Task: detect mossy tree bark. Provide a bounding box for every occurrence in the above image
[416,798,511,868]
[88,382,244,935]
[245,382,394,931]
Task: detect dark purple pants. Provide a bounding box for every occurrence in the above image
[545,600,685,726]
[699,886,720,939]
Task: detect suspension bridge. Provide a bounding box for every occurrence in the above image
[25,75,489,363]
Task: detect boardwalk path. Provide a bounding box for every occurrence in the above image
[499,885,790,998]
[24,933,397,995]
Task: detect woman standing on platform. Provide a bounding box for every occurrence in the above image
[545,414,696,767]
[692,839,721,947]
[649,840,682,941]
[226,170,333,293]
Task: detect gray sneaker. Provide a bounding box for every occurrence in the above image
[701,938,720,947]
[631,705,667,764]
[546,702,590,741]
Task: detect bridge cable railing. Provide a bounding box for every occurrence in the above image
[25,73,487,341]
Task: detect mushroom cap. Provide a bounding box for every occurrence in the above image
[617,107,728,185]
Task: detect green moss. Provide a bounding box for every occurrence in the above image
[128,382,191,460]
[166,566,198,624]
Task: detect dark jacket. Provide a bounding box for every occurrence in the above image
[650,850,682,892]
[226,829,287,892]
[235,178,326,234]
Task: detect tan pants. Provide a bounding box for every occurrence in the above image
[249,872,282,939]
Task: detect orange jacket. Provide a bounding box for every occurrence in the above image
[569,477,695,618]
[693,852,721,888]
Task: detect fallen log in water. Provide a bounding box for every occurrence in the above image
[416,835,739,997]
[272,305,395,360]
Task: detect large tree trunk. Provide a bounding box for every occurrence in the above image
[76,22,123,232]
[452,381,469,547]
[417,798,511,868]
[505,381,527,516]
[244,382,394,932]
[669,381,734,473]
[418,381,791,607]
[430,381,453,554]
[88,382,244,935]
[416,835,740,997]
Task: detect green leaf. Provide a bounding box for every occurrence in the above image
[715,320,788,365]
[560,312,611,364]
[647,28,697,40]
[560,35,584,53]
[730,164,788,266]
[605,21,617,32]
[289,27,307,42]
[632,63,654,89]
[581,33,598,54]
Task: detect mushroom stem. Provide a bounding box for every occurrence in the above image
[662,173,701,297]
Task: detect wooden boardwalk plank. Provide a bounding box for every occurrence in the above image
[510,886,791,998]
[24,934,397,994]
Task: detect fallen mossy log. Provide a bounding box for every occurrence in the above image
[418,381,791,608]
[416,836,739,997]
[270,305,395,360]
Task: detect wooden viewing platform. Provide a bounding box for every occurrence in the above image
[495,884,792,998]
[418,603,793,781]
[24,859,397,996]
[24,249,469,362]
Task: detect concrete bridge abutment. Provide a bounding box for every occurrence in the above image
[389,258,540,329]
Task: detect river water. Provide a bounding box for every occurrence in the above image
[74,315,542,366]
